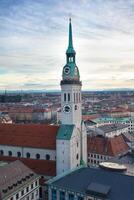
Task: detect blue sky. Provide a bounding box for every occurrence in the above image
[0,0,134,90]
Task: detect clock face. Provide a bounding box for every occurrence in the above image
[63,105,71,113]
[64,66,70,75]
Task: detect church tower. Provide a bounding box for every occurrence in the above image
[56,19,87,175]
[60,18,82,127]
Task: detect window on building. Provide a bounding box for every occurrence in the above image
[31,193,34,199]
[52,189,57,200]
[8,151,12,156]
[16,193,19,199]
[21,190,24,196]
[26,196,29,200]
[60,191,65,200]
[76,154,79,160]
[35,181,38,186]
[64,93,66,102]
[77,142,79,147]
[31,183,34,189]
[74,93,75,102]
[76,93,78,102]
[69,57,73,62]
[79,93,81,102]
[69,194,74,200]
[26,152,30,158]
[35,189,38,197]
[26,187,29,193]
[36,154,40,159]
[68,93,70,101]
[17,152,21,157]
[46,154,50,160]
[75,105,77,110]
[0,150,4,155]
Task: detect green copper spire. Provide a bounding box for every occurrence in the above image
[68,18,73,49]
[66,18,75,54]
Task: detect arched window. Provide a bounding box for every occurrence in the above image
[8,151,12,156]
[79,93,81,102]
[26,152,30,158]
[0,150,4,155]
[64,93,66,102]
[17,152,21,158]
[36,154,40,160]
[46,154,50,160]
[75,105,77,110]
[76,93,78,102]
[76,153,79,160]
[68,93,70,101]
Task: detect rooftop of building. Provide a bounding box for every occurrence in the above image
[94,117,134,123]
[0,160,39,199]
[47,166,134,200]
[0,156,56,177]
[87,134,129,156]
[98,123,129,134]
[0,123,59,149]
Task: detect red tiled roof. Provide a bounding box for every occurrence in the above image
[82,115,100,121]
[87,135,129,156]
[0,156,56,176]
[0,124,59,149]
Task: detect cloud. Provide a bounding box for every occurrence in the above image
[0,0,134,90]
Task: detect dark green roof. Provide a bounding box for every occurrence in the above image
[56,124,75,140]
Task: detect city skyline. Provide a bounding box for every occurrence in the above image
[0,0,134,90]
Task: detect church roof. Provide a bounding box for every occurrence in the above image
[56,124,74,140]
[0,124,59,149]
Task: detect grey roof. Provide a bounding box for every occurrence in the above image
[99,123,128,134]
[48,167,134,200]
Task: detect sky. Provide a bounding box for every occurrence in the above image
[0,0,134,91]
